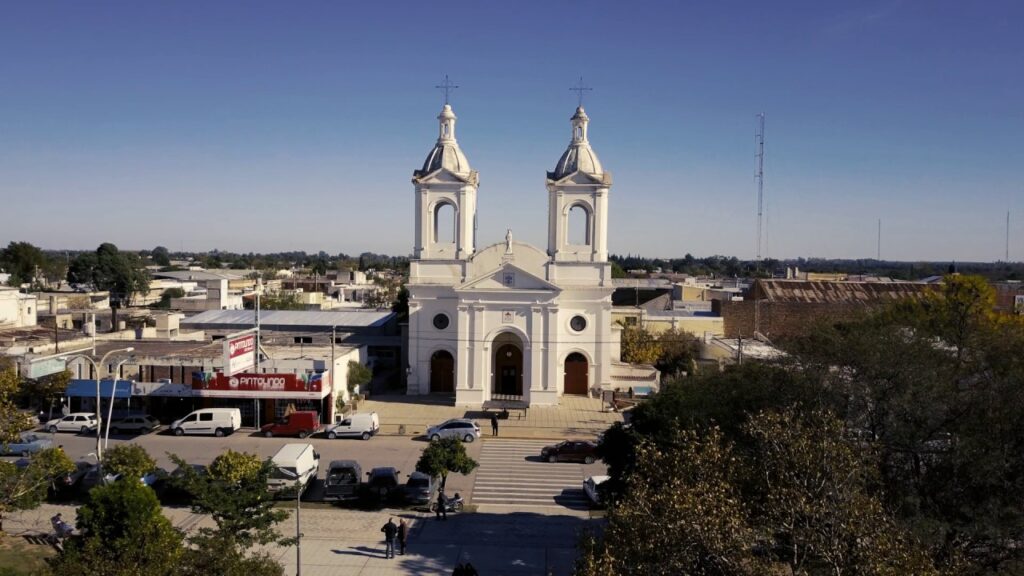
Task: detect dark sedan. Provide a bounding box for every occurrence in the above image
[540,440,598,464]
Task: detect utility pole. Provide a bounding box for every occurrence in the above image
[877,219,882,261]
[754,113,765,339]
[1007,210,1011,262]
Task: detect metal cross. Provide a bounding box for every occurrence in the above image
[435,74,459,105]
[569,76,593,108]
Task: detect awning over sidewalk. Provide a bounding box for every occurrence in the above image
[66,379,132,399]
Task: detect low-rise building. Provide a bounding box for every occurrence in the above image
[0,287,37,328]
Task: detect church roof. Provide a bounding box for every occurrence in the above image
[548,106,605,181]
[414,104,474,180]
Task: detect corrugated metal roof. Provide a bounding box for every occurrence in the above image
[754,280,930,304]
[182,309,394,329]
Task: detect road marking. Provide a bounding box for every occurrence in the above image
[471,439,598,510]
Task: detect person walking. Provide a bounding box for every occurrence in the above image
[398,518,409,555]
[490,412,499,436]
[436,491,447,520]
[381,517,398,559]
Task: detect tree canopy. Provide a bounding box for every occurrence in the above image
[415,436,478,492]
[67,243,150,307]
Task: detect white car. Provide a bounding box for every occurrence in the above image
[426,418,480,443]
[583,475,610,506]
[45,413,99,434]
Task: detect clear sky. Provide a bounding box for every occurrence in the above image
[1,1,1021,262]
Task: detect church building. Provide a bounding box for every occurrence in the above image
[406,102,618,406]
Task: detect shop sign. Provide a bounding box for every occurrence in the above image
[191,372,326,399]
[223,331,256,376]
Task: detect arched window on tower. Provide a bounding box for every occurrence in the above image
[567,204,590,246]
[434,202,456,244]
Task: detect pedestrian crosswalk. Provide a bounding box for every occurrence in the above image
[471,439,593,510]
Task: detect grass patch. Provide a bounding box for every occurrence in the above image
[0,535,55,575]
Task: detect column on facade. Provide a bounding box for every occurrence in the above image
[456,304,471,390]
[544,306,560,394]
[529,305,546,392]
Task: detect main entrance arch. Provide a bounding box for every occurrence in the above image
[430,350,454,393]
[564,352,589,395]
[492,332,524,396]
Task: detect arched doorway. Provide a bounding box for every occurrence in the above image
[492,332,524,396]
[430,350,454,393]
[564,353,589,395]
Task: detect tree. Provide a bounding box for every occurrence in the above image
[67,243,151,308]
[151,246,171,267]
[391,285,409,322]
[49,480,183,576]
[181,532,284,576]
[0,447,74,533]
[347,361,372,395]
[0,359,33,446]
[656,327,699,376]
[259,291,305,310]
[619,324,661,365]
[20,369,70,420]
[0,241,46,286]
[154,287,185,309]
[415,436,479,492]
[576,427,765,576]
[103,444,156,480]
[171,450,290,549]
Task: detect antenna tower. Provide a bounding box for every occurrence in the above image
[755,113,765,262]
[1007,210,1011,261]
[877,219,881,260]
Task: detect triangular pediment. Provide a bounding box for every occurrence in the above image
[457,263,560,292]
[546,170,611,186]
[413,168,477,185]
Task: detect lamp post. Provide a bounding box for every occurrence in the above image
[60,347,134,473]
[104,356,136,450]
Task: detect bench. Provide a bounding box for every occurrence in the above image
[483,394,529,420]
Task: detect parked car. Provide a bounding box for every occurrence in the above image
[583,475,610,505]
[154,464,207,505]
[267,443,320,498]
[170,408,241,437]
[426,418,480,443]
[404,471,435,505]
[323,460,362,501]
[324,412,379,440]
[44,413,98,434]
[540,440,598,464]
[364,467,401,501]
[1,432,53,456]
[109,415,161,435]
[260,411,322,439]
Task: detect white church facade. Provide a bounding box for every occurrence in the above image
[406,102,621,406]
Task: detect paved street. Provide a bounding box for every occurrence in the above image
[472,439,595,511]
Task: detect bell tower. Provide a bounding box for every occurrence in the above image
[412,104,478,261]
[546,106,611,263]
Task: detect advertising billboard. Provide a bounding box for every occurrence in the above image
[191,372,327,399]
[223,331,256,376]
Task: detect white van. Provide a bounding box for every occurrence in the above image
[268,443,320,497]
[170,408,242,437]
[324,412,380,440]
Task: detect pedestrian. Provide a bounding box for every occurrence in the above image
[436,491,447,521]
[464,562,479,576]
[490,412,498,436]
[381,517,398,559]
[398,518,409,555]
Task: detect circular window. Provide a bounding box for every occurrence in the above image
[432,313,450,330]
[569,315,587,332]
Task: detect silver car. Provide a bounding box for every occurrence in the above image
[2,432,53,457]
[426,419,480,443]
[109,415,161,435]
[45,413,98,434]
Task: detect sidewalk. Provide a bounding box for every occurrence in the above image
[9,502,594,576]
[361,393,622,440]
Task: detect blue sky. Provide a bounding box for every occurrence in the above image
[1,1,1021,261]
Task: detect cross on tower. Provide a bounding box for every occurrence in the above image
[435,74,459,105]
[569,76,592,108]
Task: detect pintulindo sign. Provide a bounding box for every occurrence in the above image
[223,329,257,377]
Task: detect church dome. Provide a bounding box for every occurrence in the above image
[415,104,473,177]
[548,106,603,180]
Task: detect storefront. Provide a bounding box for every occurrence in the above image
[191,371,333,428]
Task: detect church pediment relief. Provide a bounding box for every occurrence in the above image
[457,264,560,292]
[546,170,612,186]
[413,168,479,186]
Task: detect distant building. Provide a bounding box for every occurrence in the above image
[0,287,37,328]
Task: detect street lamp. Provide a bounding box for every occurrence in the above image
[104,356,136,450]
[60,347,134,473]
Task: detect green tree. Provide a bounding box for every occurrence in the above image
[171,450,290,549]
[49,480,183,576]
[259,291,305,310]
[619,324,661,365]
[0,447,74,533]
[0,359,33,446]
[655,327,699,376]
[347,361,372,395]
[576,427,765,576]
[21,369,70,419]
[0,241,46,286]
[415,436,479,492]
[181,532,284,576]
[154,287,185,309]
[103,444,156,480]
[68,243,151,308]
[151,246,171,267]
